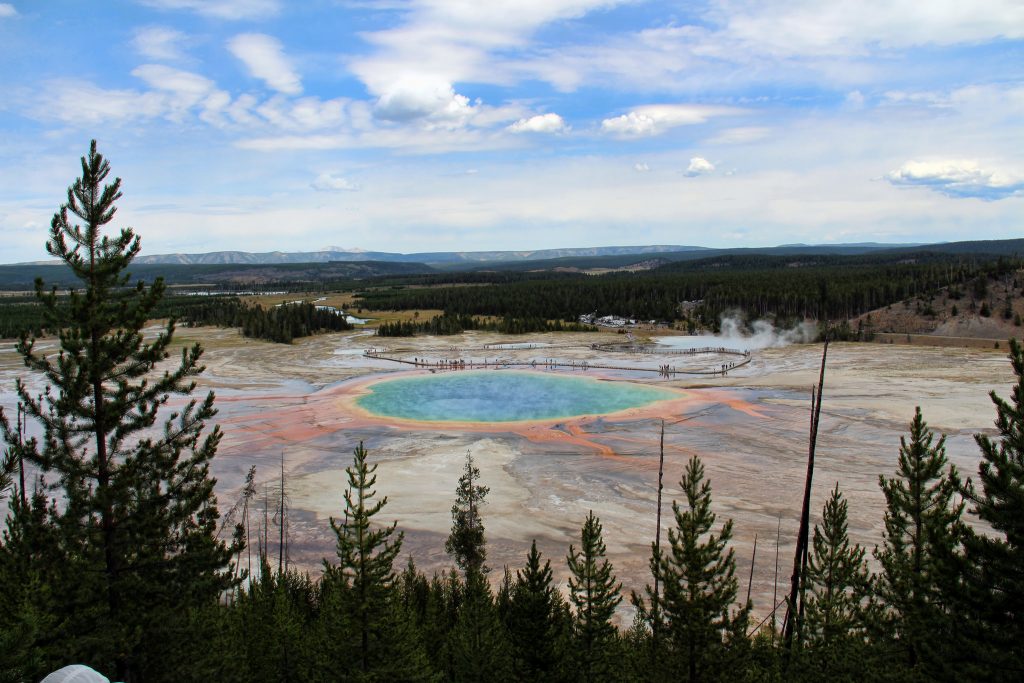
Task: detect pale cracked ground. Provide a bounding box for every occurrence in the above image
[1,327,1017,624]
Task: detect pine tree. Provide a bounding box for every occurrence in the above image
[446,450,489,575]
[421,569,464,678]
[447,569,514,682]
[959,338,1024,679]
[0,140,237,681]
[804,485,872,643]
[0,447,15,500]
[0,489,64,680]
[634,456,749,682]
[507,540,568,680]
[320,441,435,681]
[566,510,623,683]
[798,485,873,677]
[398,556,432,627]
[220,564,320,683]
[875,407,965,677]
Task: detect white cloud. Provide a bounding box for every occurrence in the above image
[685,157,715,177]
[35,67,230,126]
[634,162,650,172]
[601,104,741,137]
[373,77,478,128]
[255,95,348,131]
[132,64,216,99]
[132,26,189,61]
[311,173,359,192]
[885,160,1024,200]
[352,0,628,86]
[140,0,280,20]
[505,1,1024,95]
[721,0,1024,57]
[883,85,1024,118]
[507,113,567,134]
[42,82,168,124]
[348,0,630,121]
[227,33,302,95]
[0,4,17,17]
[131,64,229,121]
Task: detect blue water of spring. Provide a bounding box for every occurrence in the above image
[356,370,677,423]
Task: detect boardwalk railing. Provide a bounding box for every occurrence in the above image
[362,349,752,377]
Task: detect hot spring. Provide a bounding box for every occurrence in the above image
[355,370,678,423]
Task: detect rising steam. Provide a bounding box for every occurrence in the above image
[717,316,818,350]
[656,315,817,352]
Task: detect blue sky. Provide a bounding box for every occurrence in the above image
[1,0,1022,262]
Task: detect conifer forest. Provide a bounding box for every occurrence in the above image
[3,145,1024,682]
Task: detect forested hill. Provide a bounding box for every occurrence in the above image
[650,249,1024,274]
[0,259,435,290]
[445,238,1024,273]
[354,252,1024,327]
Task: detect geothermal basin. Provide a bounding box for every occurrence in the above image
[1,327,1016,624]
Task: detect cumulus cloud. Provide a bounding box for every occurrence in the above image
[507,113,567,134]
[374,77,478,128]
[228,33,302,95]
[132,26,189,61]
[685,157,715,177]
[0,4,17,17]
[601,104,740,137]
[141,0,279,20]
[885,160,1024,200]
[311,173,359,192]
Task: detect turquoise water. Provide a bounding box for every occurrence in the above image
[356,371,677,423]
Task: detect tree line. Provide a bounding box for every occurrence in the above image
[178,298,354,344]
[0,294,354,344]
[376,312,596,337]
[356,258,1022,327]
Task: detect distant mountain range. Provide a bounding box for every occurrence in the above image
[133,239,1024,269]
[14,239,1024,269]
[132,245,706,266]
[3,238,1022,290]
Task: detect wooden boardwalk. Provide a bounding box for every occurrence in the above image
[362,347,752,377]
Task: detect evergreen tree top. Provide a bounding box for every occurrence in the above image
[0,140,236,681]
[446,449,489,575]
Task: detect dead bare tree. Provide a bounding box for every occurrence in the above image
[782,335,829,655]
